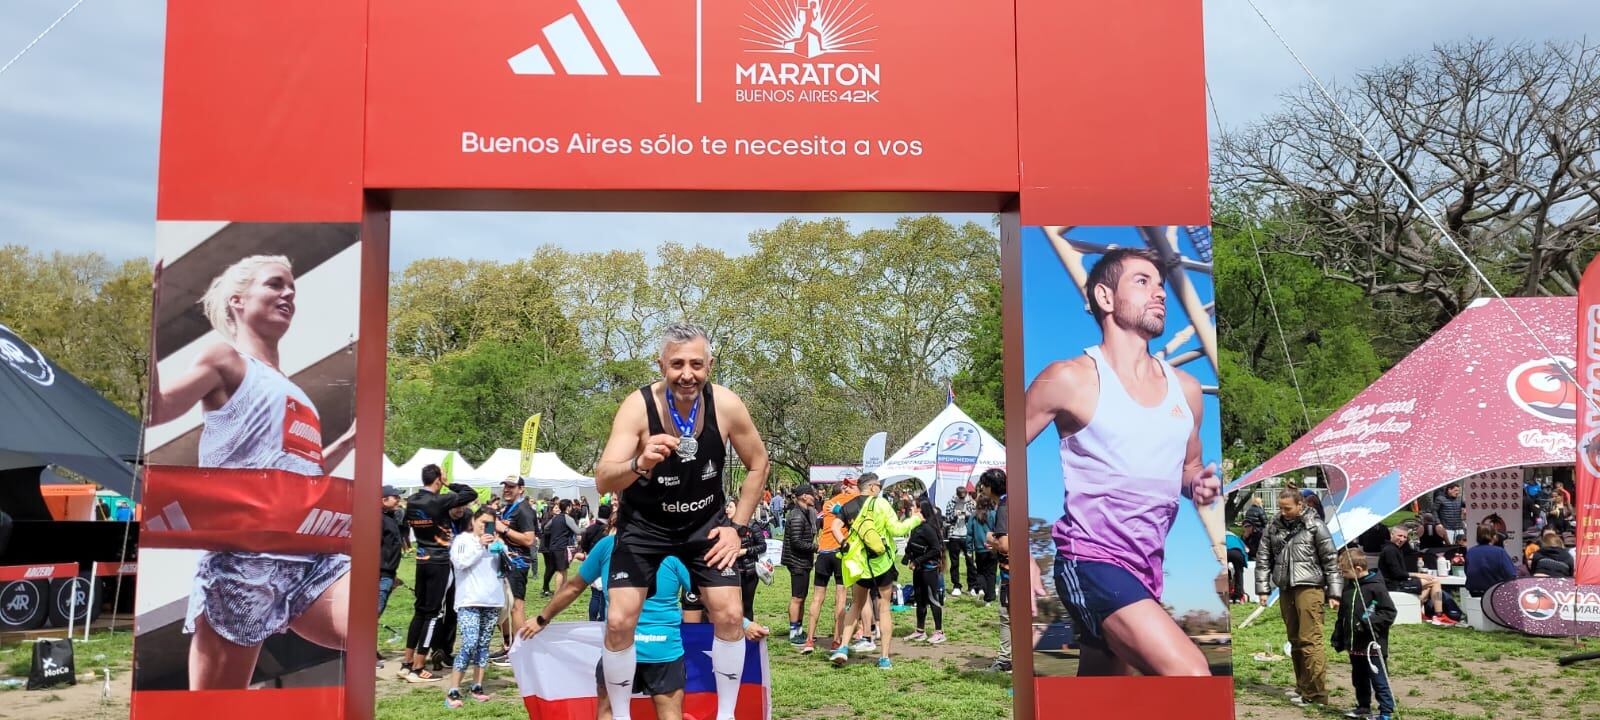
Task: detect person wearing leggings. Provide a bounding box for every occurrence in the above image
[904,498,948,643]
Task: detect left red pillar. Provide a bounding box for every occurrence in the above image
[147,1,377,718]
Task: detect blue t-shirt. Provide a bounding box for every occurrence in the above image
[579,535,689,663]
[1225,532,1247,555]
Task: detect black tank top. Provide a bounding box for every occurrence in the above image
[622,383,727,539]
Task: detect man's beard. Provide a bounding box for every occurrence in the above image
[1115,306,1165,338]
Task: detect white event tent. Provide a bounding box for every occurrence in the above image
[389,448,478,488]
[465,448,600,508]
[877,403,1006,511]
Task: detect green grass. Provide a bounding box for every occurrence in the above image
[1230,603,1600,719]
[378,557,1014,719]
[0,626,134,689]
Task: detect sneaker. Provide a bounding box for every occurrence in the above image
[950,588,962,597]
[444,689,464,709]
[988,660,1011,672]
[877,657,892,670]
[488,649,509,662]
[376,661,384,670]
[829,646,849,666]
[799,640,816,654]
[491,657,512,668]
[851,638,877,653]
[906,630,927,642]
[1284,690,1301,700]
[396,666,413,680]
[469,685,491,703]
[405,669,444,684]
[788,627,805,644]
[928,631,947,644]
[1430,616,1458,627]
[1344,708,1372,719]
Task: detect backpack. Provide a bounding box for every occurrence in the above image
[840,496,888,559]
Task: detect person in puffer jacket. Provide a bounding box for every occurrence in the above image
[1255,488,1341,707]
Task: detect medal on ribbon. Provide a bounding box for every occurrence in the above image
[666,386,700,461]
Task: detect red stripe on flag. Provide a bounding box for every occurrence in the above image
[141,465,352,555]
[524,687,767,720]
[132,687,342,718]
[1578,258,1600,585]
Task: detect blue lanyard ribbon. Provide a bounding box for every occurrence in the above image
[665,386,700,436]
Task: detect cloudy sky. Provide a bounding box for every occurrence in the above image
[1,1,1594,268]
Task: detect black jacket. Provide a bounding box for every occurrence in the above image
[405,483,478,565]
[781,506,818,570]
[903,522,945,569]
[1531,546,1575,577]
[1332,571,1396,657]
[380,508,404,578]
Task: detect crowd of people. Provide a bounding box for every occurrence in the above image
[374,322,1016,717]
[1235,475,1585,720]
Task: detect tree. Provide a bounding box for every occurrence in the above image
[951,278,1004,440]
[0,246,150,415]
[1215,40,1600,318]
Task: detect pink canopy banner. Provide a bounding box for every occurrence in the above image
[1235,298,1576,539]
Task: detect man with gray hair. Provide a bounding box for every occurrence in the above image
[590,322,771,720]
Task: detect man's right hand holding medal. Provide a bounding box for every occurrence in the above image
[633,434,681,478]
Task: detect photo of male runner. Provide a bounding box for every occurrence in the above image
[593,322,770,720]
[1023,247,1220,676]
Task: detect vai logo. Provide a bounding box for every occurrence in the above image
[0,324,55,387]
[743,0,876,58]
[1507,356,1578,424]
[508,0,658,76]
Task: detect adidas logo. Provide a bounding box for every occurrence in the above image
[1170,405,1185,418]
[508,0,658,77]
[145,502,192,533]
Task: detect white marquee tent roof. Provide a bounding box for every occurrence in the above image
[877,403,1006,511]
[389,448,477,488]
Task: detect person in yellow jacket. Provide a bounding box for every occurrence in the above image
[830,473,922,669]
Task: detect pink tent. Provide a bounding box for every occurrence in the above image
[1234,297,1575,541]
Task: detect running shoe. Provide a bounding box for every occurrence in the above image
[988,660,1011,672]
[829,646,849,666]
[906,630,927,642]
[799,640,816,654]
[851,638,876,653]
[469,684,491,702]
[405,669,444,684]
[950,588,962,597]
[877,657,892,670]
[928,631,946,644]
[444,689,464,709]
[1342,708,1371,719]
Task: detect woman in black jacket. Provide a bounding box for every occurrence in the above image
[1530,530,1575,577]
[904,498,948,643]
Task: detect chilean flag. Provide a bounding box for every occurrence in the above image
[510,622,770,720]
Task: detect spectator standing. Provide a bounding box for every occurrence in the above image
[443,509,504,708]
[1255,489,1341,707]
[379,486,405,617]
[492,476,540,664]
[802,477,860,655]
[577,503,613,621]
[903,498,947,644]
[1224,530,1248,603]
[1465,524,1518,596]
[400,465,477,683]
[1434,484,1466,542]
[771,491,785,531]
[945,486,976,596]
[969,495,998,604]
[1331,549,1396,720]
[782,487,819,643]
[976,469,1011,672]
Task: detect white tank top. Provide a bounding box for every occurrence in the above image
[1052,346,1191,598]
[198,351,324,477]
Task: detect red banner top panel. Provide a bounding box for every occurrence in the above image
[157,0,369,222]
[0,563,78,582]
[364,0,1019,192]
[1015,0,1210,225]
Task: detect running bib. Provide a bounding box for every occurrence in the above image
[282,398,323,464]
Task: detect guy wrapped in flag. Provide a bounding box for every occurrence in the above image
[515,518,771,719]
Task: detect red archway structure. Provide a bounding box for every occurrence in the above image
[141,1,1220,718]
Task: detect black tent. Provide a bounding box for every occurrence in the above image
[0,323,138,498]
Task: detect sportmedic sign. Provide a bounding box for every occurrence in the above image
[1576,257,1600,585]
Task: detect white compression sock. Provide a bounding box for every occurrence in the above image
[601,644,637,720]
[711,635,746,720]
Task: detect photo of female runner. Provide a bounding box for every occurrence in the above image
[147,255,357,689]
